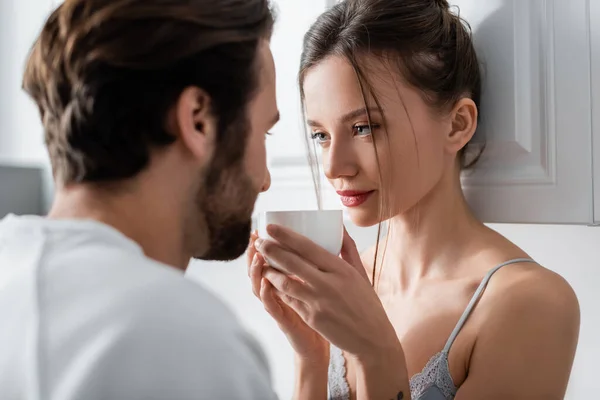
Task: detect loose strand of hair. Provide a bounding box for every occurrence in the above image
[349,55,392,289]
[300,104,323,210]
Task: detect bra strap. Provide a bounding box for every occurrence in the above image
[442,258,536,353]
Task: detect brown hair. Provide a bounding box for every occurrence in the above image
[23,0,274,184]
[299,0,482,285]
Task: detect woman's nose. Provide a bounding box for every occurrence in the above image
[324,139,358,180]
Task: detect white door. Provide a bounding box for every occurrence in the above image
[454,0,594,224]
[591,0,600,223]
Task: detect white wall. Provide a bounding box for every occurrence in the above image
[187,223,600,399]
[0,0,52,165]
[0,0,54,209]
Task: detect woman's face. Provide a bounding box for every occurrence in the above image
[302,55,457,227]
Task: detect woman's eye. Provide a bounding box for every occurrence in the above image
[310,132,329,143]
[353,125,373,136]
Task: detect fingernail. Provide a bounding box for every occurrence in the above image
[252,253,259,264]
[254,238,264,250]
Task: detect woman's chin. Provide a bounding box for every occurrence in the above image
[345,208,381,228]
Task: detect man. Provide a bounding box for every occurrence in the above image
[0,0,280,399]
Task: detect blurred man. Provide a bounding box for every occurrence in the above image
[0,0,279,398]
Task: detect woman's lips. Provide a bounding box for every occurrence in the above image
[336,190,375,207]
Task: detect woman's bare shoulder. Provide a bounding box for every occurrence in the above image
[476,227,578,311]
[460,260,580,396]
[478,260,580,332]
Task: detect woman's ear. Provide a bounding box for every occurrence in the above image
[445,97,478,155]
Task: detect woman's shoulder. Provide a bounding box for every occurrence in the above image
[476,259,580,335]
[475,227,579,318]
[461,259,580,395]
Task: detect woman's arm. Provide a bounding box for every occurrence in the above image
[455,270,579,400]
[293,355,329,400]
[353,340,411,400]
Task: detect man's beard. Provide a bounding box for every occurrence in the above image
[196,163,257,261]
[191,116,259,261]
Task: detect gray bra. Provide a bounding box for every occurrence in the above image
[328,258,536,400]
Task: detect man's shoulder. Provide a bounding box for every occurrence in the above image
[120,265,242,336]
[86,270,276,399]
[44,251,276,399]
[30,223,250,359]
[0,216,276,398]
[76,250,244,337]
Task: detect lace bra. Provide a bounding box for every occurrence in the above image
[327,258,536,400]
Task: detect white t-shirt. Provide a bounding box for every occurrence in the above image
[0,214,278,400]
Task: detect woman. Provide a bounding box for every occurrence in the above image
[248,0,580,399]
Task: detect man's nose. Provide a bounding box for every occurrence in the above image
[260,167,271,193]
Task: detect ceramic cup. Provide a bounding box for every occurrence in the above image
[258,210,344,262]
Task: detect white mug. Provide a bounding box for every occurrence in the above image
[258,210,344,257]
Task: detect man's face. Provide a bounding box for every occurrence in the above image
[193,40,278,261]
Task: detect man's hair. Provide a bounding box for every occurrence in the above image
[23,0,275,184]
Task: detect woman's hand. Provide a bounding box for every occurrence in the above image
[247,232,329,364]
[255,226,411,400]
[253,225,400,361]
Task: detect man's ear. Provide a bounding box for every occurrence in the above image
[445,97,478,155]
[171,86,218,164]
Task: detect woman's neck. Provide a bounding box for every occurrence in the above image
[377,171,486,289]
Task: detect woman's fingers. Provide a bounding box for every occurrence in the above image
[260,278,309,322]
[265,224,339,272]
[249,253,264,298]
[260,278,284,319]
[263,266,314,303]
[255,238,323,283]
[252,249,312,319]
[272,283,311,323]
[246,230,259,277]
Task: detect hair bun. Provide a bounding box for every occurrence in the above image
[434,0,450,9]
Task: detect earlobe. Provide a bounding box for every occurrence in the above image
[446,98,478,153]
